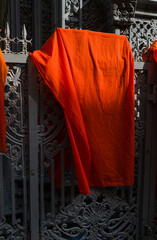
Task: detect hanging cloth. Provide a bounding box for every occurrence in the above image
[0,49,8,153]
[30,28,135,194]
[142,40,157,62]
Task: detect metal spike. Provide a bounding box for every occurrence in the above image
[22,24,27,40]
[5,22,10,38]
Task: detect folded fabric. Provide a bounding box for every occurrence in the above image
[30,28,135,194]
[0,49,8,153]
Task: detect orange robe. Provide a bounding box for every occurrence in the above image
[30,28,135,194]
[0,49,8,153]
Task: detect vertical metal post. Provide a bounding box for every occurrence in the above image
[39,81,45,238]
[148,66,157,228]
[10,0,20,51]
[61,0,65,28]
[22,142,28,232]
[142,62,157,239]
[33,0,42,50]
[55,0,62,28]
[28,57,39,240]
[0,155,4,218]
[11,164,16,225]
[61,150,65,208]
[79,0,83,29]
[51,160,55,217]
[71,150,75,204]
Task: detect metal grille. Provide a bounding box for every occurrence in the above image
[0,63,29,239]
[0,0,157,239]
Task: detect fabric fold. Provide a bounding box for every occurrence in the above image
[0,49,8,153]
[30,28,135,194]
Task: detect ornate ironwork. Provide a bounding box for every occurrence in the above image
[0,22,32,53]
[0,217,26,240]
[38,1,145,240]
[38,80,70,166]
[113,1,137,25]
[82,0,115,33]
[39,67,143,238]
[41,0,55,45]
[65,0,81,29]
[0,1,155,239]
[4,64,28,167]
[42,188,136,239]
[130,19,157,61]
[0,63,28,239]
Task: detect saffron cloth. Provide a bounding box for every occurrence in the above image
[30,28,135,194]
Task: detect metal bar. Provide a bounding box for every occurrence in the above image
[0,155,4,218]
[79,0,83,29]
[21,71,27,231]
[148,67,157,227]
[51,160,55,217]
[120,187,125,200]
[148,107,157,226]
[61,150,65,208]
[22,142,28,231]
[61,0,65,28]
[10,0,20,51]
[142,64,155,238]
[55,0,62,28]
[135,10,157,17]
[11,164,16,225]
[28,56,39,240]
[33,0,42,50]
[134,62,157,71]
[136,132,144,238]
[40,142,45,239]
[70,151,75,204]
[3,53,29,64]
[39,81,45,230]
[128,186,133,203]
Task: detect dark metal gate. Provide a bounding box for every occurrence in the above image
[0,1,157,239]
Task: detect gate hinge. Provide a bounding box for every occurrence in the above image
[148,84,157,104]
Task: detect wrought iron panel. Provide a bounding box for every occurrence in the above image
[63,0,82,29]
[41,0,55,45]
[36,1,146,240]
[0,63,28,240]
[36,65,147,240]
[130,19,157,61]
[1,1,157,239]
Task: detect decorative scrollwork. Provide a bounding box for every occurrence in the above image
[65,0,80,29]
[0,217,26,240]
[131,19,157,61]
[82,0,115,33]
[4,64,28,172]
[113,1,137,25]
[42,189,136,239]
[5,66,27,137]
[44,136,70,162]
[38,82,70,161]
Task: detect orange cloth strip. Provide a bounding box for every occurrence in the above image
[0,49,8,153]
[30,28,135,194]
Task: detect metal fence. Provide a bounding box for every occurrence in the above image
[0,18,157,240]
